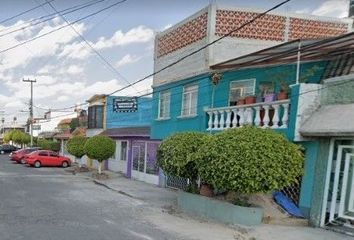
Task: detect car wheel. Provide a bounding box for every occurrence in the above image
[62,161,69,168]
[20,158,26,164]
[34,161,41,168]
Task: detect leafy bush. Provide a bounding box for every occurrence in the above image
[66,136,87,158]
[38,139,60,152]
[157,132,209,182]
[194,126,304,194]
[4,130,31,146]
[84,135,115,174]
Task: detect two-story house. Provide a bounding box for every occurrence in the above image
[149,3,354,230]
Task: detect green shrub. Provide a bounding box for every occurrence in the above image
[194,126,304,194]
[84,135,115,174]
[157,132,209,182]
[38,139,60,152]
[66,136,87,158]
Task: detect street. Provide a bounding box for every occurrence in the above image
[0,154,187,240]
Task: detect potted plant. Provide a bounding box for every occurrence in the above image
[245,94,257,104]
[263,81,276,102]
[277,80,290,100]
[237,98,246,105]
[199,182,214,197]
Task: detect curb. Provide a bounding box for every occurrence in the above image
[92,179,140,200]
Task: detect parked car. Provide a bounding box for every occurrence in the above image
[10,147,41,164]
[24,150,71,168]
[0,145,19,154]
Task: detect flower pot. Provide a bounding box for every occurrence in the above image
[245,96,256,105]
[237,98,246,105]
[277,92,288,100]
[200,184,214,197]
[263,93,276,102]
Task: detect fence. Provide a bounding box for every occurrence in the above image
[281,176,302,206]
[166,175,189,190]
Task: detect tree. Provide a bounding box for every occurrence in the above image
[3,130,15,144]
[194,126,304,194]
[157,132,208,184]
[66,136,87,167]
[84,135,115,174]
[12,130,24,147]
[69,118,79,132]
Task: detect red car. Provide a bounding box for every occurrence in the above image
[10,148,41,164]
[24,150,71,168]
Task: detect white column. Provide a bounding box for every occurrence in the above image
[272,104,280,129]
[238,108,245,127]
[281,103,289,128]
[262,105,270,128]
[225,110,232,129]
[232,109,238,128]
[253,106,261,127]
[207,111,213,130]
[219,110,225,130]
[213,111,219,130]
[245,107,253,125]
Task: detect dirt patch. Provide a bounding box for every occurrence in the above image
[92,172,110,180]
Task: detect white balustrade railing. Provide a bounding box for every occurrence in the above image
[205,99,290,131]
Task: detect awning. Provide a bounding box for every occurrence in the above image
[100,126,150,138]
[300,104,354,137]
[211,32,354,70]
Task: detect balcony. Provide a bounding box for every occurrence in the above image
[205,99,290,131]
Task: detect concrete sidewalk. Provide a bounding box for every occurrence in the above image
[75,169,352,240]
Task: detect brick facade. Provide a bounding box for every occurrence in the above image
[156,12,208,58]
[156,7,350,59]
[215,10,286,41]
[289,18,348,40]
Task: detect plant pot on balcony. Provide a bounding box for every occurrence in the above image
[277,91,288,100]
[200,183,214,197]
[237,98,246,105]
[245,96,256,105]
[263,93,276,102]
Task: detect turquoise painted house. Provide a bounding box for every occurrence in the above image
[151,30,354,232]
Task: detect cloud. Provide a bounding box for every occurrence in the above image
[312,0,349,18]
[59,25,154,60]
[66,65,84,75]
[116,54,142,68]
[295,8,310,14]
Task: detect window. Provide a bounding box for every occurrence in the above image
[50,152,58,157]
[181,84,198,116]
[88,105,103,129]
[120,141,128,161]
[158,91,170,119]
[229,79,255,105]
[38,151,48,156]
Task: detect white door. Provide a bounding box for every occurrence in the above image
[108,140,128,174]
[131,141,159,185]
[322,138,354,230]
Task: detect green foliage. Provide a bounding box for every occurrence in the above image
[194,126,304,194]
[84,135,115,162]
[157,132,209,181]
[66,136,87,158]
[70,118,79,132]
[4,130,31,146]
[37,139,61,152]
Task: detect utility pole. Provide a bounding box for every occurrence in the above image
[23,78,36,147]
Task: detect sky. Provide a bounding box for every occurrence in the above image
[0,0,351,125]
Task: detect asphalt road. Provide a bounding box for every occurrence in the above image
[0,154,187,240]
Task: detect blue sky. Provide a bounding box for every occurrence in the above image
[0,0,350,124]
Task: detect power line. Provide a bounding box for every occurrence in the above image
[0,0,55,25]
[107,0,292,96]
[0,0,107,38]
[0,0,128,54]
[45,0,136,91]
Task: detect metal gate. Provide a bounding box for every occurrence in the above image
[322,139,354,234]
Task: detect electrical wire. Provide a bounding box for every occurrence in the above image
[45,0,137,91]
[0,0,54,25]
[0,0,108,38]
[0,0,128,54]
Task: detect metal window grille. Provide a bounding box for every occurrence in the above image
[166,175,189,190]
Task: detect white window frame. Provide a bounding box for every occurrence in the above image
[158,90,171,119]
[181,84,198,117]
[228,79,256,105]
[115,140,129,161]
